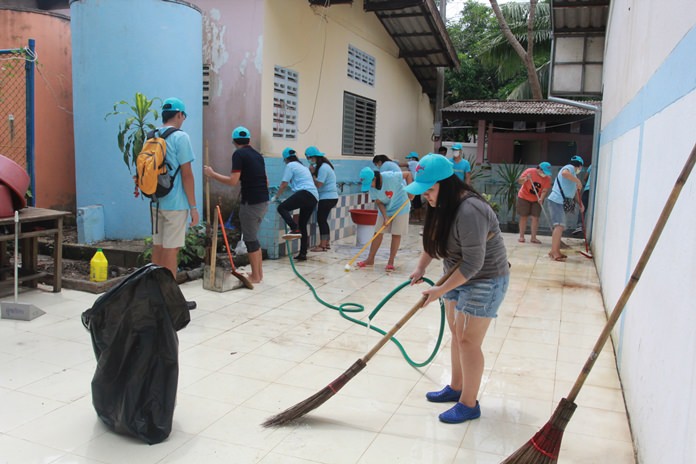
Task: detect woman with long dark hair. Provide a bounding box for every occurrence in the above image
[273,147,318,261]
[406,154,509,424]
[305,146,338,252]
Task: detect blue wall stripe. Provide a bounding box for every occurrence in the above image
[601,25,696,146]
[617,123,645,366]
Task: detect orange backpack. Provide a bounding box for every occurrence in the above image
[135,127,180,200]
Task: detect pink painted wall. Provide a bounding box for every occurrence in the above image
[193,0,264,209]
[0,8,75,212]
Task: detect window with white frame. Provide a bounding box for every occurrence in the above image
[273,65,298,139]
[342,92,376,156]
[347,45,375,86]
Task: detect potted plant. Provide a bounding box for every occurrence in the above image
[105,92,161,173]
[494,162,525,231]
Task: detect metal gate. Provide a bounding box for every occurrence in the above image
[0,39,35,206]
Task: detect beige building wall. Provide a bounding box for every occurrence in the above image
[261,0,435,160]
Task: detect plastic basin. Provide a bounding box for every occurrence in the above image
[0,154,29,210]
[349,209,378,226]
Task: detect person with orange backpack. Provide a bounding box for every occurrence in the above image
[145,98,198,307]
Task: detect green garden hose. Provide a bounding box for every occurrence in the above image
[285,242,446,368]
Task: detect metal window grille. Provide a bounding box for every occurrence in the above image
[347,45,375,87]
[202,64,210,106]
[342,92,376,156]
[273,65,298,139]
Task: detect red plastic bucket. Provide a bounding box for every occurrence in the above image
[349,209,378,226]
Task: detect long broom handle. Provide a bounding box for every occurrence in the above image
[13,210,19,303]
[216,205,239,272]
[576,189,590,253]
[567,142,696,402]
[361,260,462,364]
[209,207,218,288]
[205,140,210,223]
[347,199,410,267]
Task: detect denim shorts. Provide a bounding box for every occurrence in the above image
[548,199,568,228]
[443,274,510,318]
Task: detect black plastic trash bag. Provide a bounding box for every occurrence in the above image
[81,264,190,444]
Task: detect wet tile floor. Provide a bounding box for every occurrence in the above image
[0,227,635,463]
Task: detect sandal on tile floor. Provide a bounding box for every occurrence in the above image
[518,237,525,243]
[426,385,461,403]
[530,239,541,244]
[385,264,395,272]
[438,401,481,424]
[357,261,373,268]
[310,246,328,252]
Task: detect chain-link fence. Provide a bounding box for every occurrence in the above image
[0,40,35,205]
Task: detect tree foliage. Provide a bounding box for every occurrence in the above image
[444,0,551,101]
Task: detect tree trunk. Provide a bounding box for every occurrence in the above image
[489,0,543,99]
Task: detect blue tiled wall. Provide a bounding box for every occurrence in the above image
[261,157,377,259]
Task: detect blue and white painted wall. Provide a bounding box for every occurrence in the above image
[71,0,203,240]
[592,2,696,462]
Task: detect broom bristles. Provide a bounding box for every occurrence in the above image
[262,359,366,427]
[501,398,577,463]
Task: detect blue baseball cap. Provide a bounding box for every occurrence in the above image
[452,143,463,150]
[406,152,419,160]
[282,147,297,159]
[359,167,375,192]
[232,126,251,140]
[162,97,186,117]
[305,146,324,158]
[404,154,454,195]
[538,162,552,176]
[570,155,584,166]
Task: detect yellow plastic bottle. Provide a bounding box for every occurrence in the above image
[90,248,108,282]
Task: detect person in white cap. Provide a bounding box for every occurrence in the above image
[406,154,509,425]
[450,143,471,185]
[516,161,552,244]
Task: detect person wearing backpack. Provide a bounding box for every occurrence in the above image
[203,126,269,284]
[149,97,198,308]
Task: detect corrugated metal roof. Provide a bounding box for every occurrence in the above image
[363,0,459,98]
[442,100,599,116]
[552,0,610,36]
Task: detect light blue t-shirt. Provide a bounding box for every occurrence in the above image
[450,158,471,181]
[379,160,402,174]
[583,165,592,192]
[407,160,418,179]
[315,164,338,200]
[156,126,195,211]
[282,161,319,200]
[369,171,410,217]
[548,164,579,204]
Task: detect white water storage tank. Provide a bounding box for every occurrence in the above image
[70,0,202,240]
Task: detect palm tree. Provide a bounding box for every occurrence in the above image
[483,1,551,99]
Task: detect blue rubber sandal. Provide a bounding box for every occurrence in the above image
[438,401,481,424]
[425,385,461,403]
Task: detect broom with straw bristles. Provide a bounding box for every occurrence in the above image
[502,142,696,464]
[262,261,462,427]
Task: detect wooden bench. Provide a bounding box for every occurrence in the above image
[0,207,70,294]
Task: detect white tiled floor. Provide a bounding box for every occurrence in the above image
[0,229,636,463]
